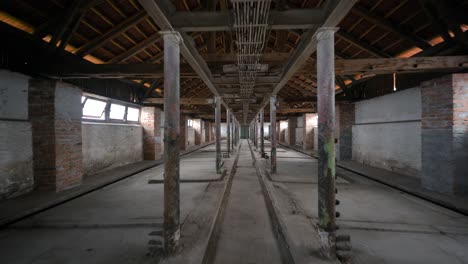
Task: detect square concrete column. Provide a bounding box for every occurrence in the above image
[336,103,355,161]
[303,113,317,150]
[287,116,297,146]
[316,27,338,257]
[161,31,182,253]
[141,106,163,160]
[193,118,202,145]
[29,79,83,192]
[421,74,468,195]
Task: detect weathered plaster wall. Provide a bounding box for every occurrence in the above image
[0,70,33,199]
[353,88,421,177]
[82,123,143,175]
[0,121,33,199]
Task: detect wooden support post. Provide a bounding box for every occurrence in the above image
[227,108,231,155]
[231,113,235,150]
[270,96,277,173]
[254,115,258,149]
[161,31,182,254]
[260,108,265,157]
[215,96,222,174]
[316,27,338,258]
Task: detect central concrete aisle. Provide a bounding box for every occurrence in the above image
[213,140,283,264]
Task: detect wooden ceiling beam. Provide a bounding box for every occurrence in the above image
[144,98,214,105]
[75,9,147,56]
[277,108,316,114]
[301,55,468,75]
[336,30,392,58]
[169,9,325,31]
[107,34,161,63]
[138,0,228,108]
[266,0,358,104]
[37,56,468,79]
[351,6,431,50]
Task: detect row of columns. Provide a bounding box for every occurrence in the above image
[251,28,338,257]
[161,27,338,257]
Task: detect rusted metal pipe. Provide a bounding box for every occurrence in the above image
[316,27,338,258]
[161,31,182,254]
[270,95,277,173]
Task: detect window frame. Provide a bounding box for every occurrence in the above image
[81,97,108,121]
[81,93,141,124]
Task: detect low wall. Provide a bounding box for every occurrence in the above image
[352,88,422,177]
[0,70,34,199]
[82,123,143,175]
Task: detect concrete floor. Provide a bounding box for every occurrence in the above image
[256,141,468,264]
[0,143,226,264]
[2,139,468,264]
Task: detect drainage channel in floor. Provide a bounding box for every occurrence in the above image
[203,139,289,264]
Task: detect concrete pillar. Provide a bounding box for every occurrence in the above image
[316,27,338,256]
[270,96,277,173]
[193,118,202,145]
[336,103,355,161]
[161,31,182,253]
[421,74,468,195]
[303,113,317,150]
[179,114,188,151]
[288,116,297,146]
[29,79,83,192]
[215,96,221,174]
[141,107,163,160]
[227,109,231,155]
[260,108,265,157]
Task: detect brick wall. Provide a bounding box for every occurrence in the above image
[421,74,468,194]
[29,79,83,192]
[141,106,162,160]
